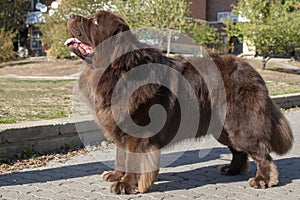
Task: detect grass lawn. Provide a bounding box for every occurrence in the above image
[0,79,74,124]
[247,59,300,96]
[265,80,300,96]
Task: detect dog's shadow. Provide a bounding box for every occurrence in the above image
[155,147,300,192]
[0,147,299,191]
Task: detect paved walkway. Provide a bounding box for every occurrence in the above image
[0,111,299,200]
[269,58,300,73]
[0,74,79,81]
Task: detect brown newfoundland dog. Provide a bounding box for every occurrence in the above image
[66,10,293,194]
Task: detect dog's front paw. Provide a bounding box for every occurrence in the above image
[249,177,267,189]
[110,181,139,194]
[101,171,123,182]
[248,176,278,189]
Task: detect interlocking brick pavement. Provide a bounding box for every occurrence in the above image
[0,110,299,200]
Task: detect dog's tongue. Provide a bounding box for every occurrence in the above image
[64,38,93,55]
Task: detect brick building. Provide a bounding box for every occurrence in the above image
[190,0,238,32]
[189,0,251,55]
[190,0,237,22]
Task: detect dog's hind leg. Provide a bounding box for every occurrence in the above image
[217,131,249,175]
[219,147,249,175]
[248,153,279,189]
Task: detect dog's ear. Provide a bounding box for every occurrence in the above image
[113,23,130,36]
[111,20,134,46]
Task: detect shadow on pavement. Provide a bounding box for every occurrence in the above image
[154,156,300,192]
[0,147,299,191]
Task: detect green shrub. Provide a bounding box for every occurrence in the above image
[22,146,37,159]
[38,19,70,58]
[0,30,17,62]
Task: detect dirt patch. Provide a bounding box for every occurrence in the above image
[1,56,299,81]
[1,56,299,82]
[242,59,300,95]
[247,59,300,82]
[0,142,114,174]
[0,57,82,76]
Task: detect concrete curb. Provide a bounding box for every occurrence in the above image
[0,94,300,158]
[0,116,104,158]
[272,93,300,108]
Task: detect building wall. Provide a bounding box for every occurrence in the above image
[206,0,237,22]
[189,0,206,20]
[189,0,238,22]
[189,0,238,35]
[189,0,252,55]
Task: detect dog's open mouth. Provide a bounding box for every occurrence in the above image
[64,38,94,56]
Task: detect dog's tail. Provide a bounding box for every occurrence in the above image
[269,99,293,155]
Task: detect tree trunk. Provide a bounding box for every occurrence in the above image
[262,57,267,70]
[262,56,271,70]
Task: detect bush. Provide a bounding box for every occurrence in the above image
[207,43,231,55]
[0,30,17,62]
[38,19,71,58]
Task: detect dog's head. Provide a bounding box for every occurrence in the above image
[65,10,130,60]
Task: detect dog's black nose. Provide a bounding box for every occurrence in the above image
[69,14,76,19]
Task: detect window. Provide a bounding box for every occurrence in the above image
[30,26,42,50]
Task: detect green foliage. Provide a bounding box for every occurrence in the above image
[112,0,220,45]
[188,20,220,45]
[39,21,70,58]
[40,0,220,57]
[0,29,17,62]
[0,0,30,62]
[113,0,189,31]
[0,0,30,32]
[22,146,37,159]
[224,0,300,69]
[0,117,17,124]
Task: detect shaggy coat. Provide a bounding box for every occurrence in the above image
[66,10,293,194]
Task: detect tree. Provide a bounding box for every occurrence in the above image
[0,0,30,32]
[110,0,220,45]
[188,20,220,46]
[0,29,17,62]
[40,0,220,57]
[223,0,300,69]
[0,0,31,60]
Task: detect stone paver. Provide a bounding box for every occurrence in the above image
[0,111,299,200]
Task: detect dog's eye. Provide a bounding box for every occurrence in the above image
[92,18,98,25]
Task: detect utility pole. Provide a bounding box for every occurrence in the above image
[31,0,34,11]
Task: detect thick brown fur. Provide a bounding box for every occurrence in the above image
[67,10,293,194]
